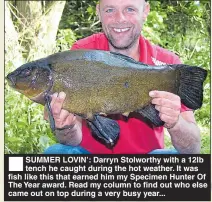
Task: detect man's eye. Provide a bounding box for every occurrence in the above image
[126,7,135,12]
[106,8,114,13]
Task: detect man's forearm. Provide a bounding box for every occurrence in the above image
[55,119,82,146]
[168,115,201,154]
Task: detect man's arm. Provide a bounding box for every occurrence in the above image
[149,90,201,154]
[167,112,200,154]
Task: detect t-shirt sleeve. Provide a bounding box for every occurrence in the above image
[172,55,181,64]
[71,42,80,50]
[70,37,92,50]
[181,103,193,112]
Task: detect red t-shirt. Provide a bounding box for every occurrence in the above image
[71,33,189,154]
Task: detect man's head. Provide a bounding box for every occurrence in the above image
[96,0,150,50]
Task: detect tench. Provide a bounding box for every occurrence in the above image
[6,49,207,148]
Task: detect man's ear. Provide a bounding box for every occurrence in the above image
[143,2,150,21]
[96,3,101,21]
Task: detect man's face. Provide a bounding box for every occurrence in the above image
[97,0,149,50]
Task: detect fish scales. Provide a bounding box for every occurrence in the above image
[50,59,177,117]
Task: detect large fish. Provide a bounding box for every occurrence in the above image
[6,50,207,148]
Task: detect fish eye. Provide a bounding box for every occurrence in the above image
[21,68,31,77]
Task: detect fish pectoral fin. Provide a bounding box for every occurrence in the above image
[122,112,130,117]
[44,94,56,131]
[137,104,164,127]
[87,115,120,149]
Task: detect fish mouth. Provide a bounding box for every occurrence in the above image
[6,74,16,87]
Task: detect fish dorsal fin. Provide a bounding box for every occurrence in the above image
[110,51,148,66]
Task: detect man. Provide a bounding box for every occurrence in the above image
[44,0,201,154]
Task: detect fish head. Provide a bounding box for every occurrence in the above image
[6,60,53,102]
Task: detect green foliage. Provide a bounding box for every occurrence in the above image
[59,0,100,39]
[5,0,210,154]
[200,130,211,154]
[56,29,77,51]
[5,87,57,154]
[5,61,57,154]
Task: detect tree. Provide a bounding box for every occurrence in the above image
[5,1,66,63]
[5,1,66,154]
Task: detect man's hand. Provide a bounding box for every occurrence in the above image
[149,90,200,154]
[44,92,77,128]
[149,90,181,129]
[44,92,82,146]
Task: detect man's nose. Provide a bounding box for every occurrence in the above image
[115,11,126,23]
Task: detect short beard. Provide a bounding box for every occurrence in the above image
[106,33,140,50]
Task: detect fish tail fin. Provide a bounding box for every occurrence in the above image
[87,115,120,149]
[136,65,207,127]
[173,64,207,110]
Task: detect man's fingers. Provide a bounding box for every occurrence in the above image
[159,113,178,126]
[44,92,65,121]
[155,105,180,117]
[43,92,78,129]
[51,92,66,117]
[56,112,77,128]
[149,90,180,101]
[152,98,180,111]
[67,114,77,126]
[50,92,59,107]
[149,91,181,128]
[56,109,72,128]
[45,107,76,128]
